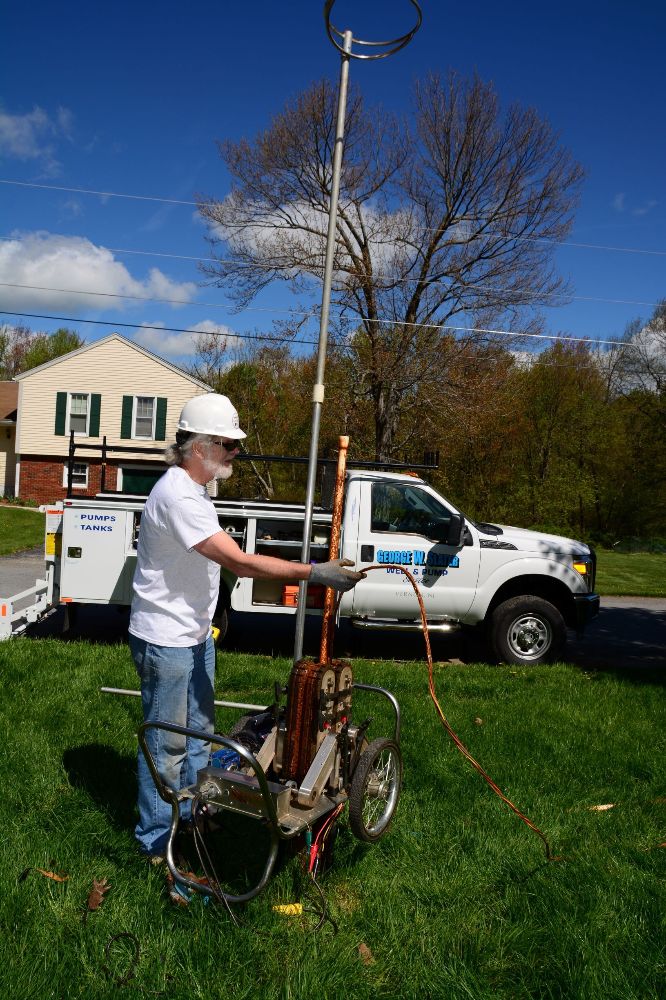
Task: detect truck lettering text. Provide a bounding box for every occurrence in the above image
[377,550,413,565]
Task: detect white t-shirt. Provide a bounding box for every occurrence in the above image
[129,466,221,646]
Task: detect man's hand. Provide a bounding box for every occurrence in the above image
[310,558,366,593]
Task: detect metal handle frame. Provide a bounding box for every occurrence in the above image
[352,683,401,744]
[138,721,298,904]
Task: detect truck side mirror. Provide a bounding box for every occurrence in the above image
[446,513,465,547]
[427,513,465,547]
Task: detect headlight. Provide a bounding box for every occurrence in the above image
[572,557,593,590]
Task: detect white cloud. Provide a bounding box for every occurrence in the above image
[207,191,417,286]
[632,199,658,217]
[611,192,625,212]
[0,104,74,175]
[133,319,241,359]
[0,232,197,313]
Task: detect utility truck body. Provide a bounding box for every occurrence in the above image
[1,469,599,664]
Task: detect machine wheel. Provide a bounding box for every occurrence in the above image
[348,738,402,843]
[489,595,566,666]
[212,607,229,644]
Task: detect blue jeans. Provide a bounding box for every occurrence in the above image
[129,633,216,856]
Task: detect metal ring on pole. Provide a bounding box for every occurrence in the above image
[324,1,422,60]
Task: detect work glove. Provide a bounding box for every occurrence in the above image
[310,558,366,593]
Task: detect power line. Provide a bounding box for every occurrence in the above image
[0,311,319,346]
[2,310,659,381]
[0,280,320,317]
[1,177,665,256]
[0,306,642,351]
[0,235,659,310]
[0,179,196,206]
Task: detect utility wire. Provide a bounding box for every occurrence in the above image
[0,234,658,309]
[0,311,319,346]
[0,280,320,317]
[2,311,659,379]
[0,279,646,349]
[0,307,647,352]
[0,178,196,206]
[1,177,664,256]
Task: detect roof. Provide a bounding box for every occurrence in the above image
[0,381,18,421]
[12,333,211,389]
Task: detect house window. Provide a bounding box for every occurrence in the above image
[68,393,89,435]
[133,396,156,439]
[62,462,89,489]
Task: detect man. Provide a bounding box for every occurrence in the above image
[129,393,363,861]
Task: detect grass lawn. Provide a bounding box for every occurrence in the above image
[595,550,666,598]
[0,507,44,556]
[0,639,663,999]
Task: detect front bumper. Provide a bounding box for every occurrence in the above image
[573,592,600,634]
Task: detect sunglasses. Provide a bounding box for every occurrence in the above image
[209,439,239,451]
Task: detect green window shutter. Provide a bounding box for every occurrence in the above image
[121,395,134,439]
[155,397,167,441]
[54,392,67,435]
[89,393,101,436]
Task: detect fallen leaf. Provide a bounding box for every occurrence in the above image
[87,877,111,911]
[474,717,484,726]
[588,804,615,812]
[32,868,69,882]
[358,943,375,966]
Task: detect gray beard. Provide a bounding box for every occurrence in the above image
[202,458,234,482]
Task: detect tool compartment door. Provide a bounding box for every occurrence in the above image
[60,508,135,603]
[350,479,480,620]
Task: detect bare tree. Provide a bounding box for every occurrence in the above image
[198,73,583,460]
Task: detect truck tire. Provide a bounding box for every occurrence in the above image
[489,595,565,666]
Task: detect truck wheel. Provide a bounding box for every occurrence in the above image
[348,738,402,843]
[489,596,565,666]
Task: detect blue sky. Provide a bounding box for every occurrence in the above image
[1,0,664,367]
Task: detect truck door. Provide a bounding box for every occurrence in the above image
[350,479,480,621]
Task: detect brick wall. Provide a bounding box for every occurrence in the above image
[19,456,118,504]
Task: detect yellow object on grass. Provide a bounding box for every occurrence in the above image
[272,903,303,916]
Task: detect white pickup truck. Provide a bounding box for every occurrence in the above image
[1,468,599,665]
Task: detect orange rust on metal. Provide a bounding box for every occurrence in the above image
[281,657,353,784]
[319,435,349,664]
[280,437,352,784]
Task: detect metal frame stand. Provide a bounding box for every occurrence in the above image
[293,1,422,662]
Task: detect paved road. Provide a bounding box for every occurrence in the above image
[1,549,664,675]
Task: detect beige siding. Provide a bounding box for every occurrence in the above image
[17,338,209,461]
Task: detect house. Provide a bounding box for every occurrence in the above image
[13,334,211,503]
[0,381,18,497]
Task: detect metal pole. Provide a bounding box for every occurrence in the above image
[293,29,353,663]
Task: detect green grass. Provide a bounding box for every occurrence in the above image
[0,639,663,999]
[595,550,666,598]
[0,507,44,556]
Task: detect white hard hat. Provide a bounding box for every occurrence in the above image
[177,394,247,439]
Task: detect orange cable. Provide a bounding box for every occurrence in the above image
[355,565,560,861]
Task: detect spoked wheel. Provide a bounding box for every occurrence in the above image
[348,738,402,843]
